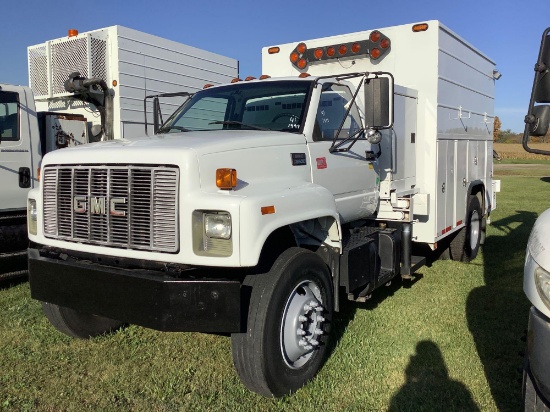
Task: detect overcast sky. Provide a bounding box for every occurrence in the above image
[2,0,549,133]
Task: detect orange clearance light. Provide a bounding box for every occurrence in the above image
[230,78,242,83]
[261,205,276,215]
[259,74,271,80]
[297,43,307,54]
[339,45,347,55]
[216,168,237,190]
[314,48,324,59]
[298,72,310,78]
[370,31,381,43]
[370,48,381,59]
[68,29,79,37]
[37,167,41,181]
[326,46,335,57]
[112,80,118,87]
[297,59,307,69]
[245,76,256,81]
[290,52,299,63]
[351,42,361,53]
[380,38,390,49]
[268,46,280,54]
[203,83,214,89]
[412,23,429,32]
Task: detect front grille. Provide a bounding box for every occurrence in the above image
[43,165,179,253]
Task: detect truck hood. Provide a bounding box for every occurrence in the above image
[42,130,307,166]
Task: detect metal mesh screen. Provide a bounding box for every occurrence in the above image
[28,45,49,97]
[51,38,89,95]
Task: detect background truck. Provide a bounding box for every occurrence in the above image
[0,26,238,279]
[26,21,499,397]
[521,26,550,411]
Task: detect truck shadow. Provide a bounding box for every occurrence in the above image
[467,210,537,411]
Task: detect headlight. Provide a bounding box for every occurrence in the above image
[28,199,37,235]
[204,212,231,239]
[535,266,550,311]
[192,210,233,257]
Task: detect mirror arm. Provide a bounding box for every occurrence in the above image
[329,128,365,153]
[329,72,368,152]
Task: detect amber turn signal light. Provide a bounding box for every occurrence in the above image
[216,168,237,189]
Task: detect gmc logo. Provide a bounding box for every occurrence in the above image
[73,196,126,216]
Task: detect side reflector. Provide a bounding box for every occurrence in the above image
[412,23,429,32]
[37,167,41,182]
[216,168,237,190]
[268,47,280,54]
[261,206,275,215]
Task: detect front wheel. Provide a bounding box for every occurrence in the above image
[42,302,124,339]
[231,247,333,397]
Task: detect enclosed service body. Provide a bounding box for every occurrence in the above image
[28,25,239,140]
[262,20,499,247]
[27,21,499,397]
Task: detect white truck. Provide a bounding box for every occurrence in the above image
[0,26,238,278]
[522,26,550,411]
[26,21,499,397]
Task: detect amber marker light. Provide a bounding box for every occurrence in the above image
[326,46,335,57]
[290,52,299,63]
[259,74,271,80]
[297,43,307,54]
[203,83,214,89]
[314,48,324,59]
[231,78,242,83]
[68,29,79,37]
[351,42,361,53]
[339,45,347,55]
[112,80,118,87]
[261,206,276,215]
[297,59,307,69]
[245,76,256,81]
[216,168,237,190]
[371,48,381,59]
[370,31,381,43]
[298,72,310,78]
[380,38,390,49]
[268,47,280,54]
[412,23,429,32]
[37,167,41,181]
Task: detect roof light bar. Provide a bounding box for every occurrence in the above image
[289,30,391,70]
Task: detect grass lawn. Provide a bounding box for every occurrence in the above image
[1,164,548,411]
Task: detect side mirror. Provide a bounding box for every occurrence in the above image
[364,75,393,129]
[524,27,550,154]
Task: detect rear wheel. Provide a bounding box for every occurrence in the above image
[450,194,482,262]
[42,302,123,339]
[231,247,333,397]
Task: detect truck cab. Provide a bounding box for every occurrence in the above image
[522,26,550,410]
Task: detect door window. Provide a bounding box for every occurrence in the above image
[0,91,19,142]
[314,83,362,141]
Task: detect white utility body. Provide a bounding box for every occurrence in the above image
[26,21,500,398]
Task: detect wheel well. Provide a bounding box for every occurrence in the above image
[469,183,485,212]
[256,226,297,272]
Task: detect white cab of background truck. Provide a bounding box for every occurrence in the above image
[0,26,237,278]
[521,26,550,410]
[26,21,499,397]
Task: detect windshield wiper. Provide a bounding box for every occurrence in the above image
[209,120,270,131]
[157,125,190,133]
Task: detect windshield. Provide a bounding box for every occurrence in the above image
[159,80,313,133]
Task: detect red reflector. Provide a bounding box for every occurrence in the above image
[370,48,381,59]
[457,220,463,226]
[370,31,381,43]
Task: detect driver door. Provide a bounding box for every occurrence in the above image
[307,82,379,223]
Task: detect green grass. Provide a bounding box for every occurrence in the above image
[1,165,548,411]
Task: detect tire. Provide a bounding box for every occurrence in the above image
[42,302,123,339]
[449,194,482,262]
[523,363,550,411]
[231,247,333,397]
